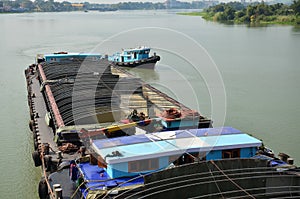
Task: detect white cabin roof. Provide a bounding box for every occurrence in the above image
[91,127,262,164]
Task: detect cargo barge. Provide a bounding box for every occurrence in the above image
[25,53,300,199]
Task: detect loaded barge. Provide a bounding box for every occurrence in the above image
[25,53,300,199]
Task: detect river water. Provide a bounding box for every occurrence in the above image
[0,10,299,198]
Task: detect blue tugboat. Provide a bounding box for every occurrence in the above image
[108,46,160,69]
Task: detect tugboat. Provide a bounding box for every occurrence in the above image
[108,46,160,69]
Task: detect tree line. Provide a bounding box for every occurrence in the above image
[201,1,300,25]
[0,0,214,13]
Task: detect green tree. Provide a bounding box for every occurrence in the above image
[291,0,300,15]
[212,3,225,12]
[224,6,236,20]
[214,12,226,21]
[246,5,255,17]
[256,3,271,16]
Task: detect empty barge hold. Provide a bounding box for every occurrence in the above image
[24,55,300,199]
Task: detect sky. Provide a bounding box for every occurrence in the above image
[60,0,288,4]
[71,0,184,3]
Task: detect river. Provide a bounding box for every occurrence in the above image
[0,10,299,198]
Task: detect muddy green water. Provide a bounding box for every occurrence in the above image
[0,10,299,198]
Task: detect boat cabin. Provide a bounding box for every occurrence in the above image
[37,52,102,63]
[108,46,151,63]
[157,108,201,130]
[90,127,262,178]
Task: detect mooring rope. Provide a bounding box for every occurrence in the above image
[40,144,55,199]
[210,160,256,199]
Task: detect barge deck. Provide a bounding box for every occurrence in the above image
[25,58,212,198]
[24,56,300,199]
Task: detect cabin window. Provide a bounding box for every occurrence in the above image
[222,149,240,159]
[128,158,159,172]
[50,58,56,61]
[169,155,179,164]
[198,151,207,161]
[128,161,138,172]
[185,152,199,163]
[149,159,158,169]
[169,153,199,166]
[134,52,137,59]
[140,160,148,171]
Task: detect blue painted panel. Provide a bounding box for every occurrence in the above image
[107,163,136,178]
[159,156,169,168]
[240,147,257,158]
[109,157,171,178]
[206,150,222,160]
[45,54,101,63]
[161,119,198,129]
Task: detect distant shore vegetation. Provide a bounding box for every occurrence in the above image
[179,1,300,25]
[0,0,215,13]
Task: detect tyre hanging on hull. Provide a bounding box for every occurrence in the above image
[34,140,39,151]
[29,120,34,132]
[32,151,42,167]
[38,177,49,199]
[30,108,34,120]
[44,155,52,172]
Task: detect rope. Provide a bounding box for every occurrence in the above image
[70,180,87,199]
[210,160,256,199]
[207,161,225,199]
[99,174,146,199]
[40,144,55,199]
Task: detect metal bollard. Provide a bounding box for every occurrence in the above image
[52,184,63,199]
[54,188,63,199]
[43,143,50,155]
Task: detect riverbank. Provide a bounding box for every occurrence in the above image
[178,1,300,26]
[179,11,300,25]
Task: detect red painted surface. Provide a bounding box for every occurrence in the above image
[38,64,65,128]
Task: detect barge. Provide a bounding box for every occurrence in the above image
[24,53,300,199]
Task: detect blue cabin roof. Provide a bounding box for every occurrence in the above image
[43,52,101,63]
[91,127,262,164]
[44,52,101,58]
[92,127,242,149]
